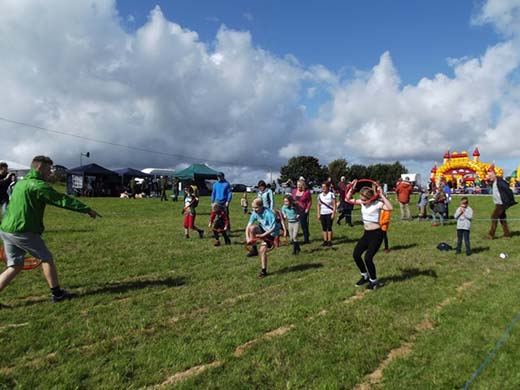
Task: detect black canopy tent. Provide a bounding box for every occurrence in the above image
[67,163,120,196]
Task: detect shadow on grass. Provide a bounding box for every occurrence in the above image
[379,268,437,285]
[15,277,186,308]
[333,237,359,245]
[305,246,338,254]
[45,228,95,234]
[389,243,418,251]
[507,231,520,237]
[272,263,324,275]
[471,246,490,254]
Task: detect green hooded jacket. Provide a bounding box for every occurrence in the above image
[0,169,91,234]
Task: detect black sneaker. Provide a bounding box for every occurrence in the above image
[321,241,328,247]
[257,271,267,279]
[367,281,379,290]
[52,290,72,303]
[355,277,369,287]
[246,247,259,257]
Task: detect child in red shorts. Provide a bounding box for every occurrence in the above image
[183,186,204,239]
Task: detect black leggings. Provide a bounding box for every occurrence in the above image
[320,214,333,232]
[353,229,383,280]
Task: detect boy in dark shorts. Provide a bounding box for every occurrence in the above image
[245,198,280,278]
[0,156,100,302]
[209,203,231,246]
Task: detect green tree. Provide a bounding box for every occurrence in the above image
[279,156,329,187]
[346,164,369,181]
[328,159,349,184]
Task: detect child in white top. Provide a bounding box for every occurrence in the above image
[316,182,336,247]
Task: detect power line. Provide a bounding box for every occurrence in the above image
[0,116,275,170]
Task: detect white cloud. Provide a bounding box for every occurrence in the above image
[0,1,304,177]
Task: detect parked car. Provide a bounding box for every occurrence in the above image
[231,183,247,193]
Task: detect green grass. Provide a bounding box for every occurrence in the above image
[1,194,520,389]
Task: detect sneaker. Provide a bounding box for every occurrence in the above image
[321,241,328,247]
[246,247,258,257]
[185,234,190,239]
[384,248,390,254]
[52,290,72,303]
[214,240,221,246]
[224,239,231,245]
[367,281,379,290]
[355,277,369,287]
[257,271,267,279]
[198,230,204,239]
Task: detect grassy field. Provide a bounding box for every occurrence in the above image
[1,193,520,389]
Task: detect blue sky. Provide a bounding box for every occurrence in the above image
[117,0,498,85]
[2,0,520,183]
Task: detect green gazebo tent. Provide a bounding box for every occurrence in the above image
[173,163,221,196]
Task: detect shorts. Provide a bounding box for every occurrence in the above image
[0,231,53,267]
[320,214,333,232]
[183,213,196,229]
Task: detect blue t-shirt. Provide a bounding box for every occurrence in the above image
[281,205,299,222]
[248,208,280,236]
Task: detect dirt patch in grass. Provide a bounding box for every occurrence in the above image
[234,325,295,357]
[354,280,475,389]
[150,360,223,388]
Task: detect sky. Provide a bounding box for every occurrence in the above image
[1,0,520,184]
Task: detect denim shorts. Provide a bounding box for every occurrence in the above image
[0,231,52,267]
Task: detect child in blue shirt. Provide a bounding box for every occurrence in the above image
[245,197,280,278]
[281,195,302,255]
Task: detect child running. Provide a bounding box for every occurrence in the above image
[209,203,231,246]
[183,186,204,239]
[245,198,280,278]
[317,181,336,246]
[454,197,473,256]
[281,195,301,255]
[346,180,393,290]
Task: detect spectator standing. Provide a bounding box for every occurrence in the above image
[486,166,517,239]
[396,177,413,220]
[292,180,312,244]
[257,180,274,211]
[0,162,11,215]
[159,176,168,201]
[211,172,232,218]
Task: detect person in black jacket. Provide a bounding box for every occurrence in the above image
[0,162,9,215]
[486,166,517,239]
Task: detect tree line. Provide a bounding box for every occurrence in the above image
[278,156,408,187]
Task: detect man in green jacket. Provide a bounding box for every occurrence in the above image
[0,156,100,302]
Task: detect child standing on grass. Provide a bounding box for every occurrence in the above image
[183,186,204,239]
[417,188,428,219]
[380,208,392,253]
[241,193,248,214]
[209,204,231,246]
[317,182,336,246]
[454,197,473,256]
[281,195,301,255]
[245,198,280,279]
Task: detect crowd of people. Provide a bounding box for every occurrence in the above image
[0,157,517,302]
